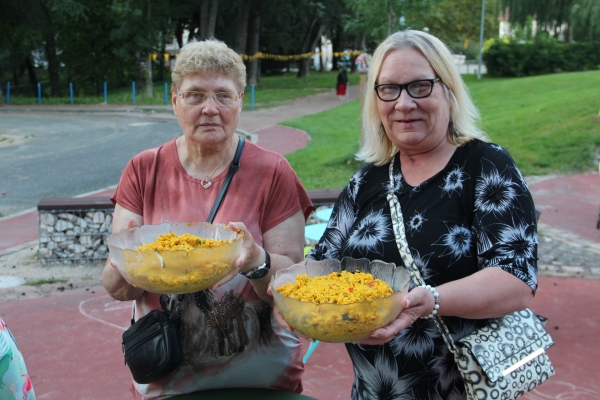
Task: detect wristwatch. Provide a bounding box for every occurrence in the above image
[240,249,271,280]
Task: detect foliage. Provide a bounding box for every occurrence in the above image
[500,0,600,43]
[484,36,600,77]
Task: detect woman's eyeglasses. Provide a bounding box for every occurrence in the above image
[177,91,240,107]
[374,78,441,101]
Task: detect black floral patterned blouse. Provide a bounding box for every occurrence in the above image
[306,139,538,400]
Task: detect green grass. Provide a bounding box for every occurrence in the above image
[283,100,364,189]
[5,70,360,110]
[24,278,68,286]
[284,70,600,190]
[463,71,600,175]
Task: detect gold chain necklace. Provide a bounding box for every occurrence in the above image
[185,143,228,189]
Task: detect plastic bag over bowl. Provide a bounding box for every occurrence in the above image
[107,222,243,294]
[271,257,410,343]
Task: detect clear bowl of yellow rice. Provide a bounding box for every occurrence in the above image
[107,222,243,294]
[271,257,410,343]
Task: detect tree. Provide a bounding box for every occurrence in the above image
[570,0,600,42]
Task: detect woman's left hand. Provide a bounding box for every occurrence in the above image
[211,221,263,289]
[357,287,435,345]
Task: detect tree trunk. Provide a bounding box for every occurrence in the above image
[157,31,166,81]
[175,20,184,47]
[387,3,395,37]
[297,19,323,78]
[135,52,143,95]
[206,0,220,38]
[41,3,61,97]
[25,56,39,97]
[247,4,261,86]
[199,0,209,39]
[234,0,251,54]
[145,59,153,97]
[44,30,61,97]
[145,0,153,97]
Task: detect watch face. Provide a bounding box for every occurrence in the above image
[247,266,269,280]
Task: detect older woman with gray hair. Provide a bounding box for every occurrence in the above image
[302,30,539,399]
[102,39,312,398]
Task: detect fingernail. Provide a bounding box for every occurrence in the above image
[405,298,411,308]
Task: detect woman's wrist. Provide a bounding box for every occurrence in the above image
[419,285,440,319]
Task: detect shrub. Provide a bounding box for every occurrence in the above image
[484,37,600,77]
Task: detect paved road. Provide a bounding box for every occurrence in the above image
[0,87,360,217]
[0,112,180,216]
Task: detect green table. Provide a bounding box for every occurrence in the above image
[171,388,317,400]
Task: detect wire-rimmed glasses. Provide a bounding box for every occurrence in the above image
[374,78,441,101]
[177,91,240,107]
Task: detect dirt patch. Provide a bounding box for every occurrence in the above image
[0,242,105,304]
[0,131,31,148]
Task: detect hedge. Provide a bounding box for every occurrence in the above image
[483,38,600,77]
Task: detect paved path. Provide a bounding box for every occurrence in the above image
[1,88,600,399]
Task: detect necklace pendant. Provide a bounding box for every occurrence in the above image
[201,180,212,189]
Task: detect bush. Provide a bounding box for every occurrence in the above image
[484,37,600,77]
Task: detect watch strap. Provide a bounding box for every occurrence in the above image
[240,248,271,279]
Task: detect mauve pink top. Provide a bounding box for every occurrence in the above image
[112,138,313,399]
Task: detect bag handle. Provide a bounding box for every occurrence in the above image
[156,136,245,319]
[386,158,461,356]
[206,136,245,223]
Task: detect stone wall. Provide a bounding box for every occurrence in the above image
[38,209,113,264]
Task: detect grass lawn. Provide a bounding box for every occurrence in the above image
[285,70,600,190]
[5,70,360,110]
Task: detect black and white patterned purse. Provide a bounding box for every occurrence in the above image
[386,160,555,400]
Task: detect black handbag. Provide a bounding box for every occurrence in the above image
[121,137,245,384]
[122,309,183,384]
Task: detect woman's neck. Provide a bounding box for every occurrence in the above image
[398,139,456,187]
[177,135,238,181]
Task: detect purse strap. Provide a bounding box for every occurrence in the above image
[386,158,461,356]
[206,136,245,223]
[155,136,245,321]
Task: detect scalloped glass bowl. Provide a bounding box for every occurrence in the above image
[107,222,243,294]
[271,257,410,343]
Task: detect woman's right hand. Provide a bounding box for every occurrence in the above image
[357,286,436,345]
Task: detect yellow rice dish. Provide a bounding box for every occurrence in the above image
[275,271,398,342]
[277,271,393,305]
[136,232,227,253]
[125,232,232,292]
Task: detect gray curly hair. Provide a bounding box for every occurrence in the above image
[171,39,246,92]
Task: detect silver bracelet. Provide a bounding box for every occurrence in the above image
[419,284,440,319]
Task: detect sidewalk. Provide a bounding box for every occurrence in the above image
[1,89,600,399]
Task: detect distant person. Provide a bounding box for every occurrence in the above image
[277,29,538,399]
[336,69,348,100]
[0,317,35,399]
[102,38,313,399]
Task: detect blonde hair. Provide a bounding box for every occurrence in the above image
[357,30,488,166]
[171,39,246,92]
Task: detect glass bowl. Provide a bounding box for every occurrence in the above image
[107,222,243,294]
[271,257,410,343]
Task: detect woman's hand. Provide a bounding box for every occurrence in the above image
[101,206,145,301]
[357,287,435,345]
[211,222,263,289]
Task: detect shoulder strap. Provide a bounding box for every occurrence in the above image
[206,137,245,223]
[386,158,461,355]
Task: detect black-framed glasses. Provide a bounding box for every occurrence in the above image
[177,91,240,107]
[374,78,441,101]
